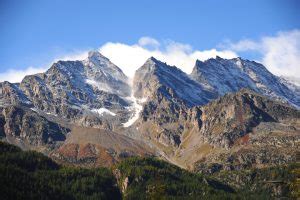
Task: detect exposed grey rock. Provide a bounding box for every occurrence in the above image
[0,81,32,106]
[132,57,216,147]
[191,57,300,107]
[196,89,300,149]
[1,105,69,149]
[0,51,134,130]
[134,57,216,107]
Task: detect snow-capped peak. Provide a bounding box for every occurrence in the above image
[143,57,162,70]
[191,56,300,107]
[133,57,217,107]
[87,50,108,62]
[147,56,159,63]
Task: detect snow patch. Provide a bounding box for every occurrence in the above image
[123,96,147,127]
[92,108,116,116]
[30,108,38,112]
[45,112,58,117]
[86,79,97,86]
[235,59,243,70]
[85,79,112,93]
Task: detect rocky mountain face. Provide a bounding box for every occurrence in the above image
[175,89,300,172]
[0,51,299,175]
[19,51,131,128]
[131,57,217,147]
[0,51,136,131]
[279,76,300,103]
[0,51,153,159]
[197,89,299,149]
[191,57,300,108]
[0,105,69,152]
[133,57,216,107]
[0,82,32,106]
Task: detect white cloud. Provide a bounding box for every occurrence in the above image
[138,37,160,49]
[0,67,47,83]
[2,31,299,83]
[0,37,238,82]
[0,50,89,83]
[55,50,88,62]
[222,29,300,78]
[99,38,237,77]
[222,39,260,51]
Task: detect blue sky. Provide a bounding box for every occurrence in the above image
[0,0,300,81]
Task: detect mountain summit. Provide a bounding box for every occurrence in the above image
[191,57,300,107]
[133,57,216,107]
[83,50,130,96]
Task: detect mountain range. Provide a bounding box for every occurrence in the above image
[0,50,299,175]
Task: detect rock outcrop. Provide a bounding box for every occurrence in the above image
[0,105,69,150]
[176,90,300,172]
[196,89,299,149]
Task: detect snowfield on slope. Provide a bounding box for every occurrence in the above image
[92,108,116,116]
[123,96,147,127]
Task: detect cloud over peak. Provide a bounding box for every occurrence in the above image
[138,37,160,49]
[0,67,46,83]
[1,29,299,83]
[0,37,238,82]
[99,38,237,77]
[222,29,300,78]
